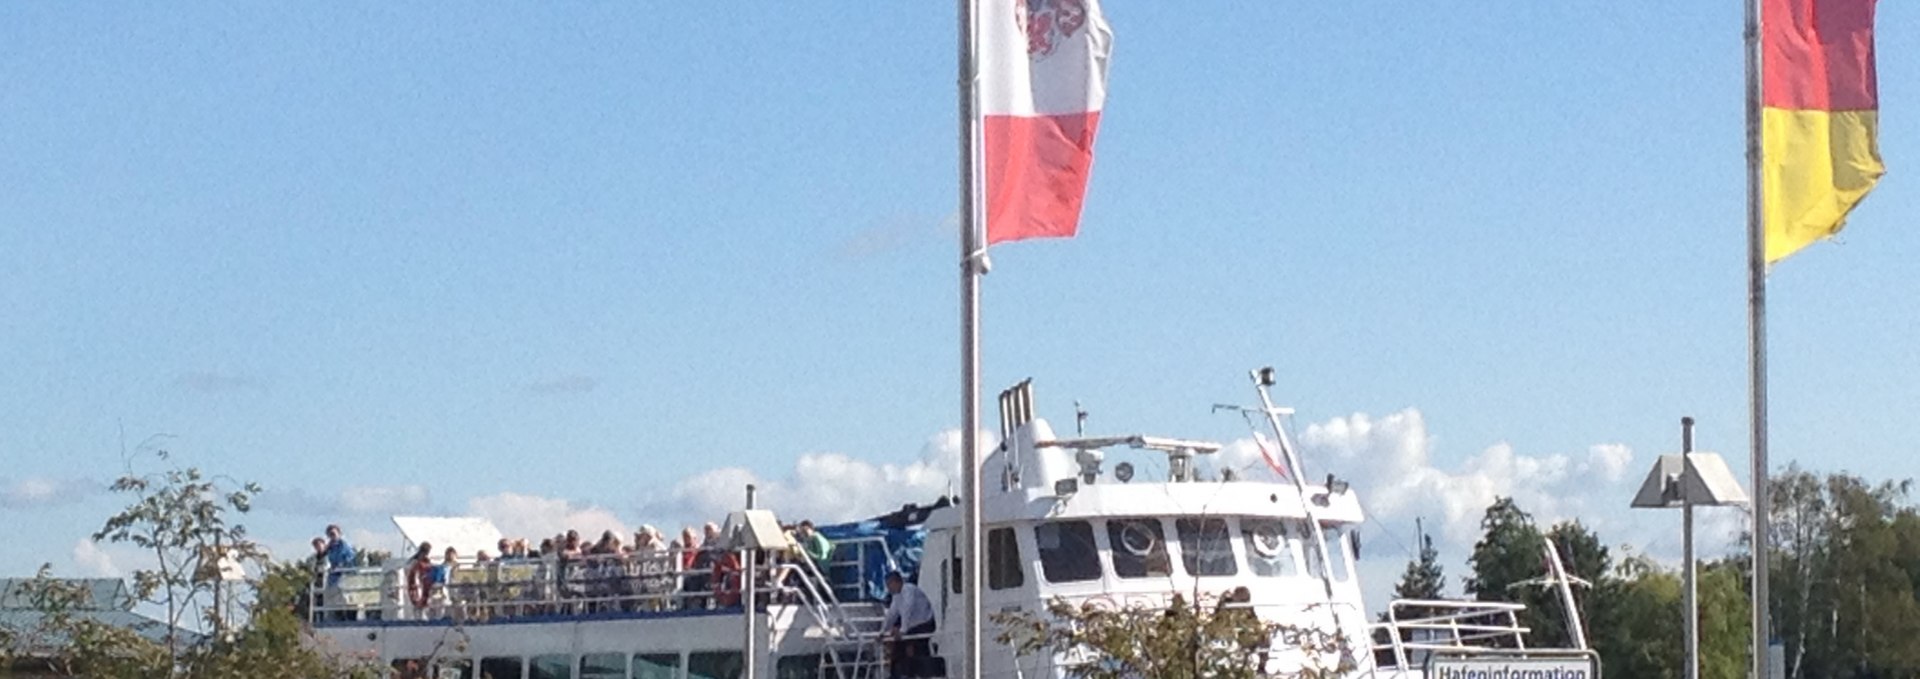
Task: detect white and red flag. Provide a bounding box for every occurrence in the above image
[978,0,1113,244]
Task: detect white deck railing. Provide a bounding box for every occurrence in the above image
[1368,598,1532,676]
[305,536,899,625]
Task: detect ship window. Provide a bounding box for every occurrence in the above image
[1322,525,1353,582]
[1241,518,1299,577]
[688,651,744,679]
[1176,518,1238,576]
[435,659,475,679]
[530,655,573,679]
[580,653,625,679]
[776,654,824,679]
[987,527,1024,590]
[480,656,524,679]
[1035,521,1101,583]
[391,658,430,679]
[632,653,680,679]
[1106,519,1171,579]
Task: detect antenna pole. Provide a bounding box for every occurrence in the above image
[1249,370,1335,604]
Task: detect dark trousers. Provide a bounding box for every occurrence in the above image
[889,621,936,678]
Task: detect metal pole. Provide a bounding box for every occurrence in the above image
[1743,0,1772,672]
[1682,417,1699,679]
[957,1,984,677]
[1249,372,1336,603]
[743,484,758,679]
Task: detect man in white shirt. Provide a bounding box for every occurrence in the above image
[882,571,936,678]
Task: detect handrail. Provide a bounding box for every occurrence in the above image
[303,538,904,626]
[1370,598,1534,677]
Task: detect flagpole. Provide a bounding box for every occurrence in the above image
[957,1,984,678]
[1743,0,1772,675]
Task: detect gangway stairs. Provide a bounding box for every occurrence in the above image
[779,547,902,679]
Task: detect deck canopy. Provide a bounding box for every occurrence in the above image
[391,516,504,558]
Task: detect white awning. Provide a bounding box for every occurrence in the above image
[391,516,504,558]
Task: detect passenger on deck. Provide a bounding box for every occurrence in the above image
[405,543,436,617]
[632,526,674,611]
[680,526,711,609]
[796,520,833,571]
[323,524,357,583]
[883,571,936,679]
[437,547,462,620]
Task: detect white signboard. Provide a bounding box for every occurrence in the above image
[1428,653,1599,679]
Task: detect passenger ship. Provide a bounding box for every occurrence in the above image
[311,370,1591,678]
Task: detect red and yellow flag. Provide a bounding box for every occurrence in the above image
[1763,0,1886,264]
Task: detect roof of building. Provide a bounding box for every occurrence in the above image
[0,577,203,655]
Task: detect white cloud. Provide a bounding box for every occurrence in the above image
[0,477,99,508]
[71,539,120,577]
[258,484,431,517]
[1295,409,1640,556]
[467,492,629,542]
[338,485,432,515]
[1588,444,1634,483]
[644,429,982,530]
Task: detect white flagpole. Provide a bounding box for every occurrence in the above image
[1743,0,1772,675]
[957,1,985,678]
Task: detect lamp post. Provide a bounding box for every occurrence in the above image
[1631,417,1750,679]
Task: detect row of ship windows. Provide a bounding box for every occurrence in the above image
[963,516,1353,591]
[390,650,827,679]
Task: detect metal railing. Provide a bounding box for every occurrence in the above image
[1368,598,1532,677]
[305,537,902,626]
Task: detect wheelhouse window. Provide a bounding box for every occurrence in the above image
[530,655,573,679]
[632,653,680,679]
[1035,520,1102,583]
[1322,525,1353,582]
[1176,518,1238,576]
[1241,518,1299,577]
[987,527,1025,590]
[688,651,745,679]
[480,656,524,679]
[1106,518,1171,578]
[579,653,625,679]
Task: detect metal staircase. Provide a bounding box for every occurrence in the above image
[783,554,890,679]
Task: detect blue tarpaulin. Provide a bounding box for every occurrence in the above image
[818,520,929,602]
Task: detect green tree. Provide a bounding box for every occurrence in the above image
[1464,497,1543,604]
[1532,520,1607,649]
[3,447,381,679]
[1391,532,1446,603]
[92,455,265,658]
[1696,559,1751,679]
[0,566,169,677]
[184,563,382,679]
[1766,466,1920,678]
[994,594,1353,679]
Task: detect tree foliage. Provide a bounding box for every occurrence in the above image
[1767,465,1920,679]
[994,594,1354,679]
[1,452,381,679]
[92,456,266,654]
[1390,532,1445,603]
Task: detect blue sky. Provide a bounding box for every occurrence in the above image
[2,2,1916,603]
